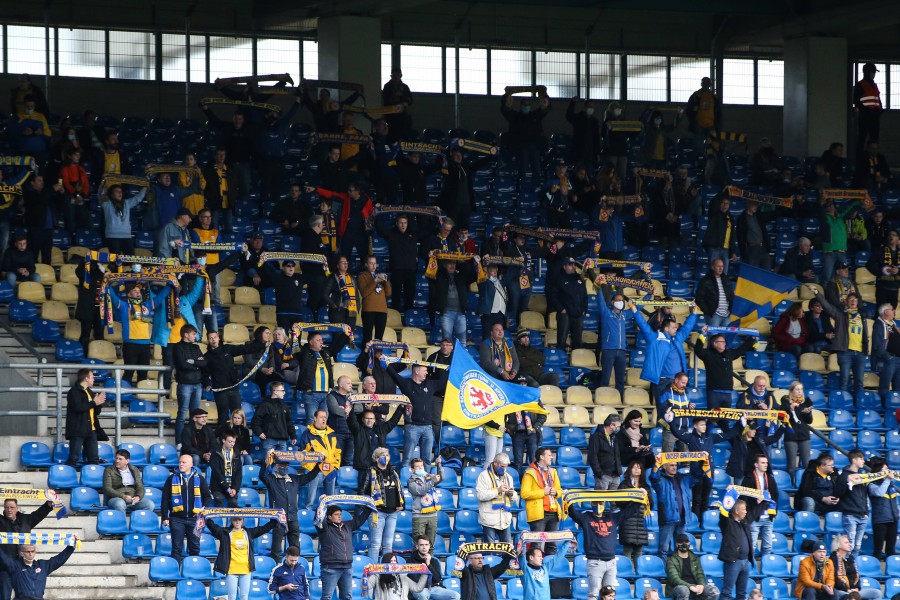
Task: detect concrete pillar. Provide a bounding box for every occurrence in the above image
[318,16,382,110]
[783,36,848,159]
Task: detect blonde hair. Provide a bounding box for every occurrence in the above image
[230,409,246,425]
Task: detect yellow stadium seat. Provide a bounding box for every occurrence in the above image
[64,321,81,341]
[422,346,440,359]
[582,331,598,345]
[565,386,592,406]
[562,405,592,427]
[856,268,876,285]
[858,284,876,303]
[592,405,620,426]
[570,349,598,369]
[381,327,398,343]
[528,295,547,314]
[799,284,822,300]
[40,300,70,322]
[199,400,219,424]
[234,286,261,306]
[624,406,653,428]
[544,330,558,347]
[539,385,563,406]
[864,371,879,389]
[146,359,163,380]
[219,269,236,288]
[50,282,79,304]
[66,246,89,261]
[747,318,771,337]
[17,281,46,302]
[105,321,123,343]
[229,305,257,325]
[59,264,79,284]
[406,346,423,362]
[386,309,403,329]
[520,311,546,332]
[50,247,65,266]
[219,288,232,306]
[88,340,118,363]
[811,409,833,431]
[136,379,163,401]
[625,367,650,389]
[827,353,839,372]
[258,306,277,327]
[743,369,769,387]
[34,263,56,283]
[594,387,622,406]
[332,362,360,384]
[222,322,251,344]
[401,327,428,347]
[546,312,558,331]
[623,387,651,407]
[799,353,827,373]
[543,408,561,426]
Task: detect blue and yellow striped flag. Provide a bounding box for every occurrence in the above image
[729,262,799,328]
[442,341,548,429]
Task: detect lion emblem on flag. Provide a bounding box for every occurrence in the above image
[459,370,508,420]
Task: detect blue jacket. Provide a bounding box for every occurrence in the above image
[101,188,146,239]
[650,467,695,525]
[150,278,205,347]
[597,293,633,350]
[110,285,169,345]
[633,309,698,384]
[0,545,73,599]
[593,209,625,253]
[671,419,741,478]
[869,478,900,524]
[269,560,311,600]
[154,182,181,227]
[258,102,300,158]
[519,552,560,600]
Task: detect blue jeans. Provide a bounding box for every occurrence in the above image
[843,513,869,556]
[708,248,731,275]
[108,497,155,513]
[304,471,336,509]
[657,522,685,559]
[837,351,867,396]
[721,559,749,600]
[303,391,328,424]
[168,515,200,562]
[412,587,462,600]
[877,356,900,401]
[708,390,733,410]
[599,349,626,395]
[320,566,353,600]
[226,573,251,600]
[6,272,40,287]
[822,251,846,285]
[482,526,513,543]
[707,314,731,327]
[511,432,538,472]
[440,311,467,346]
[750,518,773,556]
[176,383,202,443]
[403,424,434,468]
[368,510,399,561]
[261,439,288,453]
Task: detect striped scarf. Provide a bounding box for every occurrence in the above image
[366,341,407,370]
[561,489,651,519]
[337,273,358,315]
[192,507,287,536]
[451,542,519,577]
[370,467,405,511]
[398,142,445,157]
[726,185,794,208]
[264,450,325,468]
[516,530,575,555]
[712,484,774,516]
[655,452,712,479]
[0,487,68,519]
[362,563,431,597]
[529,463,558,513]
[491,340,513,372]
[0,532,80,549]
[170,471,203,515]
[314,495,378,527]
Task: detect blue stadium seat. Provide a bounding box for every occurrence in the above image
[149,443,179,466]
[858,431,885,452]
[701,531,722,554]
[828,409,855,430]
[634,578,664,599]
[794,511,823,533]
[237,488,261,508]
[48,464,79,489]
[71,487,102,512]
[559,427,588,448]
[175,579,207,600]
[97,509,130,535]
[252,556,277,579]
[858,410,886,431]
[181,556,216,581]
[761,554,790,576]
[199,533,218,557]
[21,442,53,468]
[54,338,84,361]
[772,370,796,389]
[761,577,791,599]
[120,443,148,466]
[80,464,105,488]
[149,556,183,582]
[453,510,481,535]
[122,533,156,559]
[557,446,586,468]
[557,467,582,489]
[773,353,798,371]
[248,580,270,600]
[636,555,666,578]
[131,510,165,534]
[744,352,772,371]
[32,319,61,343]
[143,465,171,489]
[856,555,884,578]
[441,425,467,448]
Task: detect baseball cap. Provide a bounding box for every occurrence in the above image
[676,533,691,544]
[836,261,850,270]
[250,232,264,240]
[283,261,296,267]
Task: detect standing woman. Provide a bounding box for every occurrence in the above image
[206,516,277,600]
[65,368,108,467]
[359,255,392,346]
[615,410,655,470]
[780,382,814,478]
[618,459,653,568]
[178,153,206,216]
[322,255,359,352]
[868,457,900,560]
[364,447,404,563]
[365,552,428,600]
[216,409,254,466]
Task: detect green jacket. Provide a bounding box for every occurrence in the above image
[665,550,706,595]
[821,203,858,252]
[103,464,145,500]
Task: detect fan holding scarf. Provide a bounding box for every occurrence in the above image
[161,454,212,563]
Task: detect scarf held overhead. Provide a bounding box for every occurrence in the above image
[193,507,287,536]
[314,494,378,527]
[265,450,325,467]
[655,452,712,479]
[362,563,431,597]
[726,185,795,208]
[0,487,68,519]
[451,542,519,576]
[0,532,80,550]
[561,489,651,519]
[515,530,575,555]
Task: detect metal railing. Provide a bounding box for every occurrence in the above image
[1,362,172,447]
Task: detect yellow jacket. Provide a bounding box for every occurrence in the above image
[520,465,563,522]
[300,424,342,476]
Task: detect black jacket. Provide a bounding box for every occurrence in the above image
[803,311,835,345]
[203,342,262,389]
[834,468,870,517]
[65,384,105,440]
[408,550,443,586]
[208,447,244,495]
[0,503,52,559]
[251,397,294,441]
[797,458,836,508]
[695,271,734,318]
[565,102,601,163]
[587,426,621,480]
[425,350,453,397]
[373,218,426,271]
[161,470,212,522]
[429,265,476,314]
[388,365,433,426]
[316,506,372,568]
[702,197,737,252]
[717,512,754,565]
[548,271,588,317]
[207,519,275,576]
[1,247,36,280]
[737,209,778,256]
[779,247,814,279]
[181,424,217,459]
[173,341,206,385]
[355,351,403,409]
[739,472,779,521]
[296,345,334,392]
[262,466,320,518]
[780,396,813,442]
[348,408,404,471]
[274,272,305,315]
[460,555,512,600]
[693,337,755,392]
[397,155,440,205]
[270,198,312,235]
[726,427,784,479]
[216,423,252,455]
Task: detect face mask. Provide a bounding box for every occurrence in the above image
[654,118,662,126]
[613,301,624,310]
[24,108,33,115]
[377,455,389,467]
[67,133,77,141]
[276,467,289,476]
[131,264,142,273]
[585,108,595,116]
[197,257,207,266]
[495,466,506,476]
[414,468,427,477]
[521,106,531,114]
[677,544,691,552]
[613,109,622,117]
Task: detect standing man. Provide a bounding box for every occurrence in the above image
[740,454,778,559]
[202,329,262,421]
[0,496,55,600]
[172,324,206,444]
[65,368,106,468]
[666,533,720,600]
[867,229,900,308]
[701,196,737,275]
[298,409,341,509]
[382,68,413,142]
[809,287,869,400]
[161,454,212,563]
[372,212,423,314]
[0,542,76,600]
[833,449,870,557]
[588,413,622,490]
[479,264,508,338]
[686,77,720,153]
[695,259,733,328]
[316,504,372,600]
[348,408,405,492]
[209,432,242,508]
[268,546,310,600]
[550,257,588,351]
[296,332,334,425]
[631,301,699,402]
[718,500,753,600]
[853,62,883,154]
[103,449,154,513]
[262,459,320,561]
[651,457,696,560]
[431,260,477,346]
[387,363,436,468]
[693,329,757,410]
[273,261,305,332]
[475,453,519,543]
[521,447,563,554]
[596,290,634,397]
[569,499,643,597]
[325,376,354,466]
[458,551,512,600]
[872,303,900,403]
[252,382,296,454]
[407,457,444,549]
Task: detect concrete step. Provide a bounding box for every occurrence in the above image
[45,574,139,588]
[62,550,112,566]
[46,587,170,600]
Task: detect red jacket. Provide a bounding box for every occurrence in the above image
[773,314,809,350]
[315,187,373,238]
[60,163,90,197]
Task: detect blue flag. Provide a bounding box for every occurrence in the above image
[729,262,799,328]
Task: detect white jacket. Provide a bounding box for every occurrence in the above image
[475,468,519,530]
